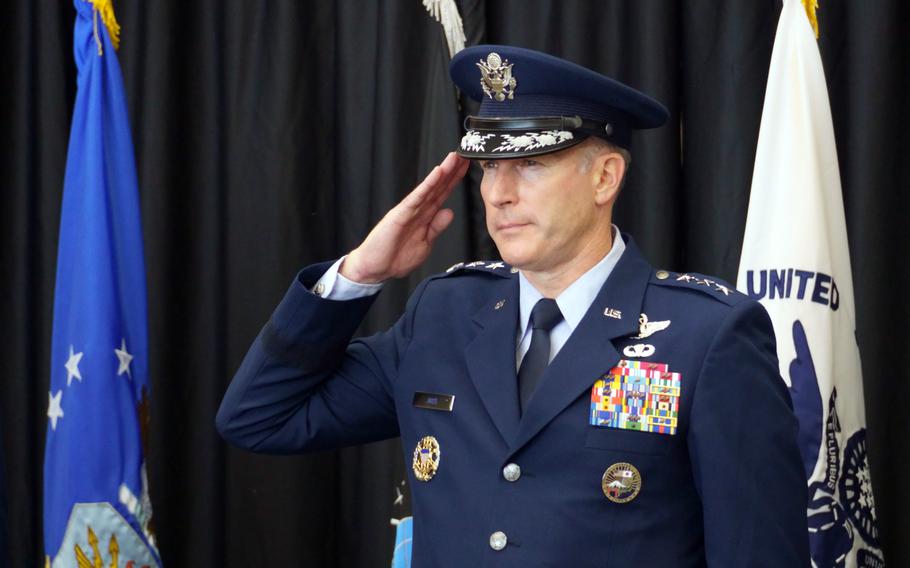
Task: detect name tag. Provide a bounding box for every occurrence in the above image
[413,391,455,412]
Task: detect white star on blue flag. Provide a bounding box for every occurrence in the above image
[47,391,64,431]
[64,346,83,387]
[115,338,133,378]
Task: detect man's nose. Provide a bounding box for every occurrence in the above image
[484,168,518,207]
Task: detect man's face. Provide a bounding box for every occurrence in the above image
[478,143,609,273]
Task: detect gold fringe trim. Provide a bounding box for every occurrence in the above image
[801,0,820,39]
[88,0,121,53]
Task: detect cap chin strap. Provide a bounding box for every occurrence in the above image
[464,115,615,138]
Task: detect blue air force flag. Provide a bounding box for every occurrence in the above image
[43,2,160,566]
[736,1,883,566]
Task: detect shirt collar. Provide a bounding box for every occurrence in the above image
[518,226,626,337]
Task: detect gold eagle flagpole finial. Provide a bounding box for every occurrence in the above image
[801,0,820,39]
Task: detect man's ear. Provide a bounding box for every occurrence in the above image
[593,151,625,206]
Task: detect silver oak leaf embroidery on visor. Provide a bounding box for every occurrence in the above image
[492,130,574,153]
[460,131,496,152]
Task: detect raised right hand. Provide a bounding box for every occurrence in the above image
[339,152,470,283]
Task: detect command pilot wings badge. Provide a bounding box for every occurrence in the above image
[633,313,670,339]
[477,52,517,101]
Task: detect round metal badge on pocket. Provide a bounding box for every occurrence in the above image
[601,462,642,503]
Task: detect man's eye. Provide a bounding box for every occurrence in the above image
[522,159,541,167]
[480,160,498,169]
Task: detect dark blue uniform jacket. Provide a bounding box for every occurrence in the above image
[217,236,809,567]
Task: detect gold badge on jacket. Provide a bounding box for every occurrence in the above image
[412,436,441,482]
[602,462,642,503]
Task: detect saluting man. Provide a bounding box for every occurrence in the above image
[217,45,809,566]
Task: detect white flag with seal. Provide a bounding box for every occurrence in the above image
[736,1,883,567]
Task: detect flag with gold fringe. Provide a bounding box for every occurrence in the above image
[43,1,160,566]
[736,1,884,566]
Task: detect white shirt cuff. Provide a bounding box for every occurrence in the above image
[312,256,384,300]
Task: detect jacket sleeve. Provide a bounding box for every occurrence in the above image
[687,300,810,566]
[216,261,426,454]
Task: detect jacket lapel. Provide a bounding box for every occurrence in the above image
[512,237,653,452]
[464,276,522,445]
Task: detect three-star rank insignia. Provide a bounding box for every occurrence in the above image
[672,272,736,298]
[412,436,441,482]
[602,462,642,503]
[444,260,514,276]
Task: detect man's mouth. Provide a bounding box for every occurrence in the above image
[496,222,529,232]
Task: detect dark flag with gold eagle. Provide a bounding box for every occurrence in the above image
[43,1,160,566]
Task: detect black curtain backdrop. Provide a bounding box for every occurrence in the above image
[2,1,907,566]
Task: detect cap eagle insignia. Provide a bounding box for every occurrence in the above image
[477,52,517,101]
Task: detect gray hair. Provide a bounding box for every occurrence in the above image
[577,137,632,190]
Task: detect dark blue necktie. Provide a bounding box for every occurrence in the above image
[518,298,564,413]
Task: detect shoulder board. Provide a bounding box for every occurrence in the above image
[436,260,517,279]
[650,270,748,306]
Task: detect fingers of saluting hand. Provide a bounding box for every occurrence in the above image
[417,155,469,223]
[402,153,468,211]
[427,208,455,243]
[430,156,470,210]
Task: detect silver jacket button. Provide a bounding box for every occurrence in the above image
[502,463,521,482]
[489,531,508,551]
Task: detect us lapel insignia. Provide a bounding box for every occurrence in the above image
[603,307,622,319]
[622,343,655,358]
[602,462,642,503]
[412,436,441,482]
[494,299,506,310]
[589,360,682,435]
[634,313,670,339]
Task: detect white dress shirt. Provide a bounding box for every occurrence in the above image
[313,256,384,300]
[516,227,625,369]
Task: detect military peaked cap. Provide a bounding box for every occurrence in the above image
[450,45,668,158]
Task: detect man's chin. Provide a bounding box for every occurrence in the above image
[491,234,544,270]
[497,250,537,271]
